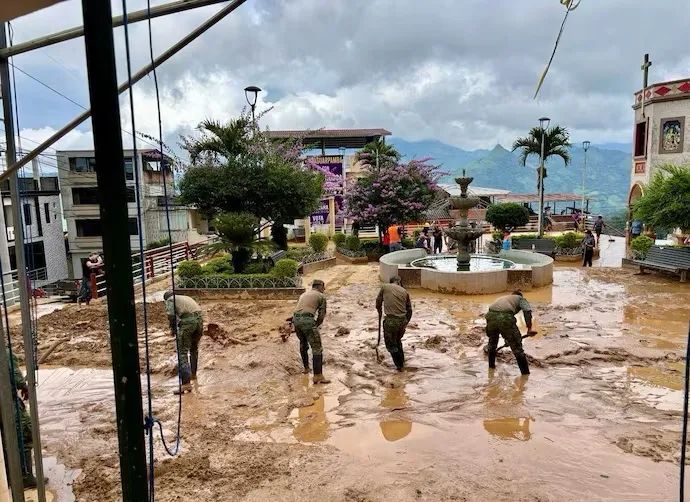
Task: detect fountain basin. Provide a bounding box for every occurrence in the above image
[379,249,553,295]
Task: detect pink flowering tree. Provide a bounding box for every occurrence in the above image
[346,158,443,240]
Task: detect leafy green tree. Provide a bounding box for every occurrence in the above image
[346,159,441,241]
[485,203,530,230]
[271,222,288,250]
[179,113,324,227]
[633,164,690,232]
[512,125,571,188]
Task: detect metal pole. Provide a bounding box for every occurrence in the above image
[538,129,546,238]
[0,0,232,58]
[81,1,147,500]
[0,0,248,183]
[0,321,25,502]
[582,148,587,229]
[0,22,47,502]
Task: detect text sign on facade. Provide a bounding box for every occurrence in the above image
[634,161,646,174]
[309,160,344,226]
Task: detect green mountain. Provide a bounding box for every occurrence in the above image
[390,138,631,217]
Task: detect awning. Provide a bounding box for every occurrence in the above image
[495,193,590,204]
[265,128,391,149]
[1,0,66,22]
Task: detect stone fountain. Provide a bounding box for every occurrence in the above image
[445,171,484,271]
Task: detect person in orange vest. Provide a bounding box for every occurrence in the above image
[387,224,402,252]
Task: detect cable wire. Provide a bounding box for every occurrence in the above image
[145,0,184,459]
[681,319,690,501]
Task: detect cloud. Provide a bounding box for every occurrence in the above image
[6,0,690,155]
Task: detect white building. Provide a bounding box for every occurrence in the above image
[56,149,209,276]
[630,77,690,206]
[0,176,68,285]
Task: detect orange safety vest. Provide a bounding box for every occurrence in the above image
[388,225,400,243]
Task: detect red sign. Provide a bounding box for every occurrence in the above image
[634,161,646,174]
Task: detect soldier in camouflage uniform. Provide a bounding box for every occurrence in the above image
[485,290,534,375]
[376,276,413,371]
[0,350,43,488]
[165,291,204,394]
[293,279,330,384]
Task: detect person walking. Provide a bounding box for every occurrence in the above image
[502,230,512,251]
[582,229,596,267]
[432,225,444,254]
[485,290,535,375]
[164,291,204,394]
[293,279,330,384]
[376,276,413,371]
[593,215,606,246]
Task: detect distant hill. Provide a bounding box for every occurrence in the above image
[390,138,631,216]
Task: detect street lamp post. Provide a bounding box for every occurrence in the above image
[244,85,261,124]
[581,140,591,230]
[537,116,550,238]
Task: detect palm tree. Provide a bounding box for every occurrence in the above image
[183,117,251,164]
[357,139,401,169]
[512,125,571,236]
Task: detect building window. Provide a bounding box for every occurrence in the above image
[72,186,135,204]
[128,217,139,235]
[69,157,97,173]
[634,121,647,158]
[72,187,99,205]
[23,204,32,225]
[659,117,685,154]
[24,241,46,271]
[125,157,134,181]
[44,203,50,223]
[76,219,102,237]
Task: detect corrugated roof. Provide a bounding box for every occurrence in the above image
[1,0,65,22]
[438,184,511,197]
[266,128,391,139]
[495,193,590,203]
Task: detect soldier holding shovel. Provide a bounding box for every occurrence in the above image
[485,290,537,375]
[376,276,413,371]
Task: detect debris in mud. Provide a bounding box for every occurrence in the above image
[278,321,293,342]
[204,323,248,347]
[422,335,445,349]
[335,326,351,337]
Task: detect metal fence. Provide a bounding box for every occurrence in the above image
[300,252,332,264]
[178,275,302,289]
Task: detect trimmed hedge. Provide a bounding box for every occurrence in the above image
[273,258,299,278]
[345,235,361,251]
[309,232,329,253]
[333,232,346,247]
[203,255,234,275]
[631,235,654,259]
[177,260,202,278]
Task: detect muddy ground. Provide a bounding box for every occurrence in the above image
[21,263,690,501]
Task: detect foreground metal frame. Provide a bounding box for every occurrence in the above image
[0,0,248,499]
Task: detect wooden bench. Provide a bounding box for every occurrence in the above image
[266,249,287,265]
[512,238,556,258]
[633,246,690,282]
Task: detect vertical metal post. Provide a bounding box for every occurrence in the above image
[0,22,46,502]
[538,130,546,238]
[0,321,25,502]
[81,1,148,500]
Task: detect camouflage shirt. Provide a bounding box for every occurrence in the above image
[489,294,532,315]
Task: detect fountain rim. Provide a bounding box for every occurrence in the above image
[409,253,517,272]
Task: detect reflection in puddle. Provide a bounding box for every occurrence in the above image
[379,420,412,442]
[293,395,329,442]
[483,417,532,441]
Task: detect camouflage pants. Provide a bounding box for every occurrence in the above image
[383,315,407,354]
[294,315,323,356]
[485,311,525,358]
[177,312,203,384]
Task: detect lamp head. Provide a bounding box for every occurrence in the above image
[538,116,551,130]
[244,85,262,107]
[582,140,591,151]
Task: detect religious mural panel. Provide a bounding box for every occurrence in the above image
[659,117,685,154]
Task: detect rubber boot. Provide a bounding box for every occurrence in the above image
[488,349,497,369]
[22,448,47,489]
[515,354,530,375]
[173,383,193,395]
[300,343,310,374]
[392,351,404,371]
[312,354,330,384]
[190,349,199,380]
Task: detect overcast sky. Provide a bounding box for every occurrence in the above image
[5,0,690,162]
